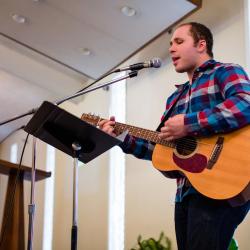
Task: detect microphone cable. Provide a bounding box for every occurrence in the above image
[0,70,116,125]
[56,69,118,106]
[0,68,118,243]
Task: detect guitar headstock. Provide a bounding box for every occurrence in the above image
[81,113,102,126]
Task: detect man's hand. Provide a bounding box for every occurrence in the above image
[98,116,117,137]
[159,114,188,141]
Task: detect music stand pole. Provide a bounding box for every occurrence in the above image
[27,137,37,250]
[71,142,81,250]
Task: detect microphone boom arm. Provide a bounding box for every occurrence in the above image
[0,71,138,126]
[55,71,138,105]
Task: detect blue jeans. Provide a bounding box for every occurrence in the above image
[174,193,250,250]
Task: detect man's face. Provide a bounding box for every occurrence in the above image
[169,25,201,74]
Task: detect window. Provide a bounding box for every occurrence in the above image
[10,143,18,163]
[42,145,55,250]
[108,72,126,250]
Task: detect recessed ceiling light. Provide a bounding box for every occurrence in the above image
[12,14,27,24]
[121,6,136,17]
[79,48,92,56]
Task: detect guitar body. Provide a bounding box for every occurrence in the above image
[81,113,250,200]
[152,126,250,200]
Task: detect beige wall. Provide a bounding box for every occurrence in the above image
[0,0,249,249]
[52,90,111,250]
[124,0,249,249]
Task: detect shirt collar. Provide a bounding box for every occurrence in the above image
[174,59,217,89]
[195,59,216,73]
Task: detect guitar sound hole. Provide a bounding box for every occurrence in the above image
[175,136,197,156]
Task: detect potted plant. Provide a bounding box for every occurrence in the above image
[131,231,171,250]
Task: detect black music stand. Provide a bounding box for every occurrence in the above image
[24,101,123,250]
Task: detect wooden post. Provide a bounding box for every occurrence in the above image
[0,159,51,250]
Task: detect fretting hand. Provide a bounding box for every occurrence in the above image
[98,116,117,137]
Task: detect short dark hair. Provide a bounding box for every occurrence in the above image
[179,22,214,58]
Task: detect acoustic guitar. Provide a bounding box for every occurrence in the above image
[81,113,250,200]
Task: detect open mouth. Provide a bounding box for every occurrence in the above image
[172,57,180,65]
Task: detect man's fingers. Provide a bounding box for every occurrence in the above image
[161,126,169,133]
[97,117,116,137]
[159,132,174,141]
[98,119,115,128]
[165,135,174,141]
[107,127,115,134]
[110,116,116,121]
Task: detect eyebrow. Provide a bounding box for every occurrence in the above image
[169,37,183,46]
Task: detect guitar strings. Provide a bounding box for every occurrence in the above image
[83,117,214,148]
[114,123,213,148]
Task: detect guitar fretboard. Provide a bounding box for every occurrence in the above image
[113,122,176,148]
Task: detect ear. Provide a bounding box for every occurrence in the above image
[197,39,207,53]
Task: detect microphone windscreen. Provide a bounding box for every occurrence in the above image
[151,58,162,68]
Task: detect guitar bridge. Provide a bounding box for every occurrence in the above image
[207,136,224,169]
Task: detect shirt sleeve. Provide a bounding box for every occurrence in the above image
[117,88,182,160]
[184,64,250,136]
[118,134,154,161]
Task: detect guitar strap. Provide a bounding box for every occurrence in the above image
[156,85,187,132]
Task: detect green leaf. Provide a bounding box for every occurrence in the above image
[148,238,158,250]
[158,232,164,243]
[228,238,238,250]
[131,232,172,250]
[138,235,142,244]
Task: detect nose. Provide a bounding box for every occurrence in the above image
[169,43,175,54]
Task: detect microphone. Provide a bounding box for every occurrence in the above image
[114,58,162,72]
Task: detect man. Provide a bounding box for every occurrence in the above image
[98,22,250,250]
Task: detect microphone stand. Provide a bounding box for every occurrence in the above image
[55,70,138,250]
[55,70,138,105]
[0,108,37,126]
[27,137,37,250]
[0,71,138,126]
[21,70,138,250]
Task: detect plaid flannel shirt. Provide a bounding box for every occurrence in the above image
[120,59,250,202]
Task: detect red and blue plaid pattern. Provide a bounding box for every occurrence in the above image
[120,59,250,202]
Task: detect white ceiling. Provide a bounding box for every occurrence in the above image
[0,0,200,142]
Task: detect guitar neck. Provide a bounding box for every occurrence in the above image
[114,122,175,148]
[81,113,176,148]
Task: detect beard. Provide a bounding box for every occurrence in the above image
[174,60,197,74]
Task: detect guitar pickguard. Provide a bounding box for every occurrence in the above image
[172,153,207,173]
